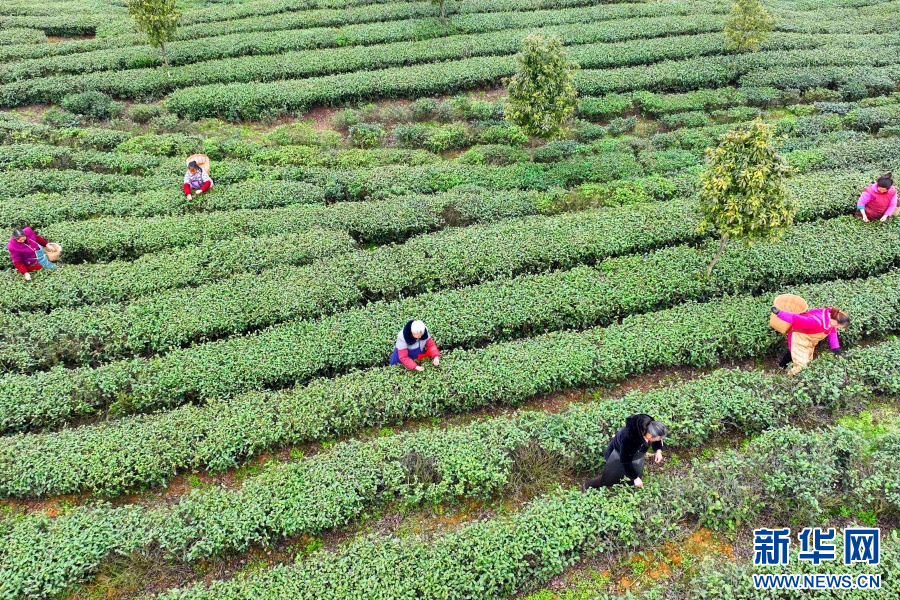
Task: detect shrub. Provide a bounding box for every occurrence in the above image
[578,94,633,121]
[660,111,711,129]
[570,120,607,142]
[331,108,361,130]
[478,123,527,147]
[60,92,120,120]
[424,122,472,153]
[128,103,164,124]
[148,113,181,132]
[348,123,386,149]
[803,87,842,102]
[411,98,439,121]
[532,140,589,163]
[266,122,341,148]
[605,116,637,136]
[117,133,201,156]
[392,123,431,148]
[741,86,781,107]
[457,144,528,166]
[41,108,81,128]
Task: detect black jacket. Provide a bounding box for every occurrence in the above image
[608,414,664,480]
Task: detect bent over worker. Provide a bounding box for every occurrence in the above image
[8,227,57,281]
[771,306,850,374]
[857,173,897,223]
[390,319,440,372]
[183,160,213,201]
[584,414,668,490]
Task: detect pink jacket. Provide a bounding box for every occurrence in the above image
[7,227,47,268]
[857,184,897,219]
[775,308,840,350]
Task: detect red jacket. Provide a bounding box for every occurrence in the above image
[397,338,440,370]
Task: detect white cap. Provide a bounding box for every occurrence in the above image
[411,320,426,335]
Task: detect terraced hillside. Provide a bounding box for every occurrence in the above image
[1,0,900,598]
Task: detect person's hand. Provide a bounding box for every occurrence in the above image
[24,273,31,281]
[654,450,663,464]
[197,189,204,195]
[186,193,193,201]
[771,306,780,315]
[862,212,869,222]
[633,477,644,488]
[415,365,425,372]
[881,214,889,222]
[433,356,440,367]
[831,347,843,356]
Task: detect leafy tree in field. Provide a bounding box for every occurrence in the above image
[504,34,579,159]
[126,0,180,67]
[431,0,453,21]
[698,119,794,276]
[725,0,775,52]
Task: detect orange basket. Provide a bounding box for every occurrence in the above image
[769,294,808,334]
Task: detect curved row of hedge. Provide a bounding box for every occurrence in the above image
[0,5,719,86]
[3,338,897,598]
[0,27,45,46]
[0,197,707,373]
[1,18,732,105]
[151,424,898,600]
[0,188,562,312]
[0,0,673,63]
[0,228,356,312]
[0,167,870,372]
[165,43,900,119]
[5,126,885,227]
[2,266,899,496]
[0,169,868,415]
[3,185,301,231]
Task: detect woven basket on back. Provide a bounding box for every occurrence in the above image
[44,242,61,262]
[186,154,210,174]
[769,294,808,334]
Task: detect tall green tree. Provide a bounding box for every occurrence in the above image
[431,0,453,21]
[126,0,180,67]
[504,34,579,158]
[725,0,775,52]
[698,119,794,276]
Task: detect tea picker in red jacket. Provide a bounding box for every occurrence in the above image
[8,227,57,281]
[390,320,440,372]
[583,414,668,490]
[857,173,897,222]
[183,160,213,201]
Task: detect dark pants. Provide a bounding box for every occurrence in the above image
[583,442,645,490]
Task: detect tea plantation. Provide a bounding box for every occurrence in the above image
[1,0,900,598]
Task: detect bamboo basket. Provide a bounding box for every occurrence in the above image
[769,294,808,334]
[44,242,61,262]
[186,154,210,174]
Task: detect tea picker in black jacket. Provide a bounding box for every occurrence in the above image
[583,414,668,490]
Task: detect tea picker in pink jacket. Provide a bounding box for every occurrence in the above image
[8,227,57,281]
[771,306,850,374]
[857,173,897,222]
